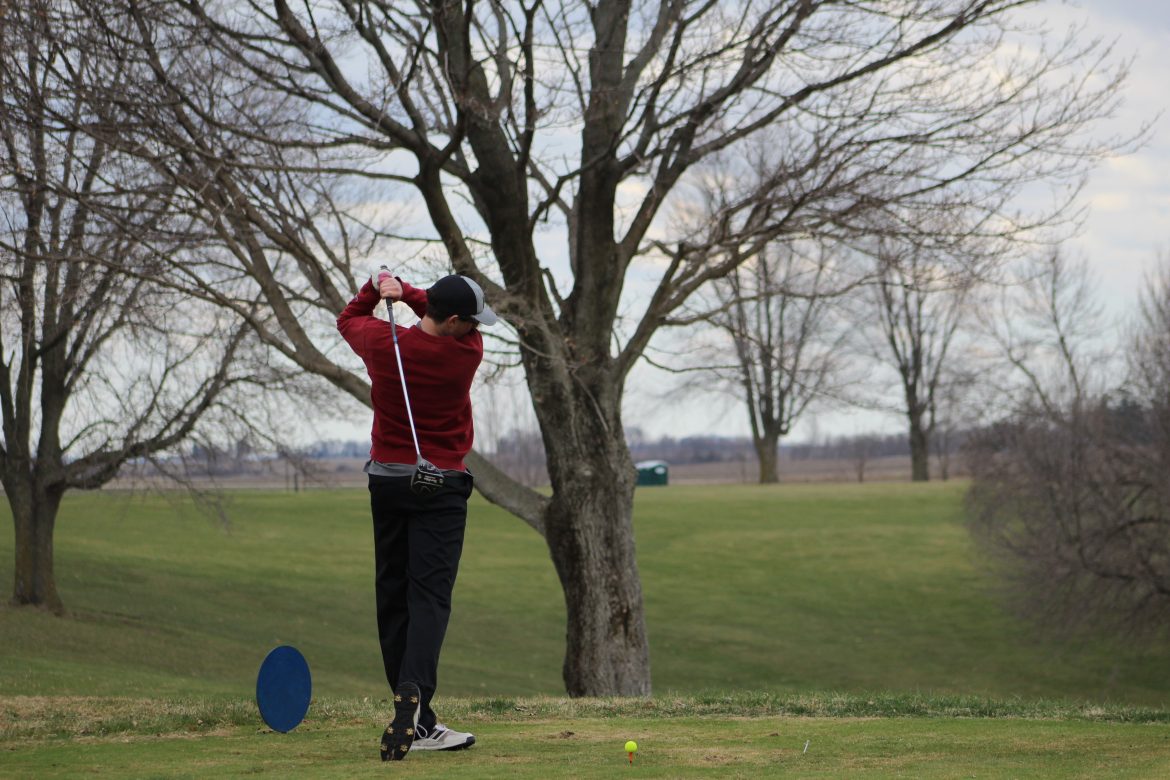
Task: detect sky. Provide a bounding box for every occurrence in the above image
[622,0,1170,443]
[318,0,1170,449]
[1057,0,1170,309]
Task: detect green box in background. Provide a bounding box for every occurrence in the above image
[635,460,669,486]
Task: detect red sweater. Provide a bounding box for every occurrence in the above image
[337,280,483,471]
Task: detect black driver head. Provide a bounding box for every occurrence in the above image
[410,458,445,496]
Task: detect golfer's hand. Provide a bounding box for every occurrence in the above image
[372,268,402,302]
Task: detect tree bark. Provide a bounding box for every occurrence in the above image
[754,434,781,484]
[8,478,65,614]
[541,419,650,696]
[514,320,651,697]
[908,410,931,482]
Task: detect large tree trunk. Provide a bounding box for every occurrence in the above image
[908,410,931,482]
[754,433,781,484]
[534,381,650,696]
[8,479,65,614]
[544,461,649,696]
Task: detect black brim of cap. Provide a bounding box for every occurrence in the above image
[471,305,498,326]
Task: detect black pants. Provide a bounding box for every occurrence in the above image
[369,472,473,731]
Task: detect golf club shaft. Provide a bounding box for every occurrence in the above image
[382,281,424,460]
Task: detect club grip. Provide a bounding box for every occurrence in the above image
[372,266,394,295]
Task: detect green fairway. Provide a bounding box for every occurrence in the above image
[3,482,1170,775]
[2,482,1166,703]
[3,694,1170,778]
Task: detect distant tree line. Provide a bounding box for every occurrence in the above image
[142,427,962,489]
[437,426,973,488]
[302,440,372,460]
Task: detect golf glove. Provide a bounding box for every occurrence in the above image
[370,266,394,290]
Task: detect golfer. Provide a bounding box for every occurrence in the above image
[337,270,497,761]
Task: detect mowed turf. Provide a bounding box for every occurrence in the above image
[4,482,1170,776]
[2,482,1170,703]
[4,698,1170,779]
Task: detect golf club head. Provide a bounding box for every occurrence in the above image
[411,458,445,496]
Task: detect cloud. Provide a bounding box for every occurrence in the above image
[1035,2,1170,318]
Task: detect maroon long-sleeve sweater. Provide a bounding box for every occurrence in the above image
[337,280,482,471]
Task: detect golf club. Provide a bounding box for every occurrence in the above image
[379,267,445,497]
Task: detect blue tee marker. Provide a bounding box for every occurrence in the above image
[256,645,312,733]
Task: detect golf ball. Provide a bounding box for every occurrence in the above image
[625,740,638,753]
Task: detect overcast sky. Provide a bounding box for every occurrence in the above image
[622,0,1170,443]
[1058,0,1169,310]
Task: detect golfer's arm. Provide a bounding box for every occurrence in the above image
[336,281,382,354]
[399,281,429,319]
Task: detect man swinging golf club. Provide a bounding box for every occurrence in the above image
[337,268,497,761]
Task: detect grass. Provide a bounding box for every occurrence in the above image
[2,481,1170,776]
[3,694,1170,778]
[634,483,1170,704]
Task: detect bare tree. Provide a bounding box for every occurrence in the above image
[864,238,980,481]
[75,0,1133,695]
[1131,253,1170,420]
[699,241,847,483]
[980,252,1111,415]
[929,366,978,481]
[477,370,549,487]
[850,433,881,483]
[965,256,1170,637]
[0,0,259,612]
